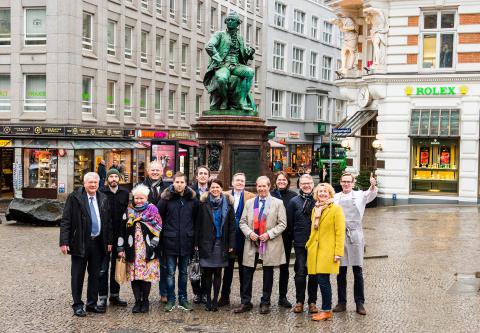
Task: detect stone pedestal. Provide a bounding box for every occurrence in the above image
[192,115,275,190]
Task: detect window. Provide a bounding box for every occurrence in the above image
[124,83,133,117]
[322,56,332,81]
[141,31,148,63]
[0,9,11,45]
[125,0,133,5]
[197,1,203,29]
[323,21,333,44]
[125,25,133,59]
[255,27,261,49]
[24,75,46,112]
[168,90,175,119]
[196,48,202,76]
[181,44,188,73]
[290,93,302,119]
[170,0,176,18]
[292,47,304,75]
[140,86,148,118]
[24,149,58,189]
[169,40,176,70]
[141,0,149,11]
[256,0,261,14]
[155,88,162,114]
[273,41,285,70]
[317,95,326,120]
[182,0,188,24]
[195,94,201,117]
[309,51,317,78]
[246,24,252,44]
[311,16,318,39]
[82,76,93,113]
[180,92,187,120]
[107,20,116,56]
[293,10,305,34]
[82,12,93,50]
[156,0,163,15]
[156,35,162,66]
[422,11,456,69]
[107,80,116,115]
[274,1,286,28]
[410,109,459,136]
[210,7,217,32]
[0,75,10,111]
[247,0,253,10]
[271,89,283,117]
[25,8,47,45]
[221,11,226,30]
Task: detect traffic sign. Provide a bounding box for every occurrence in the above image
[332,128,352,134]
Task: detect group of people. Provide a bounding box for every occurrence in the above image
[59,162,377,322]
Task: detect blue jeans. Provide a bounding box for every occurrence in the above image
[317,274,332,311]
[166,255,189,303]
[159,255,168,297]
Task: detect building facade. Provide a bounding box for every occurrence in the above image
[327,0,480,204]
[265,0,345,175]
[0,0,265,200]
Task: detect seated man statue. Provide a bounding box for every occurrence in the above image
[203,11,256,112]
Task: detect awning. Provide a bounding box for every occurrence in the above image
[268,139,286,148]
[333,110,377,137]
[179,140,200,147]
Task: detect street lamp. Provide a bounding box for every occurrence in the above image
[341,139,351,151]
[372,139,383,151]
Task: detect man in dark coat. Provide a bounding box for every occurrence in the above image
[157,172,198,312]
[141,161,168,206]
[98,169,129,308]
[59,172,112,317]
[287,174,318,314]
[97,160,107,189]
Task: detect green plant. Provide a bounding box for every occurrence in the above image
[355,169,375,190]
[331,163,346,188]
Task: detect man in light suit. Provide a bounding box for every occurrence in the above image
[234,176,287,315]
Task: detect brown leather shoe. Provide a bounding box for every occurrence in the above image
[233,303,253,314]
[293,303,304,313]
[333,303,346,312]
[311,311,333,321]
[259,303,270,315]
[160,296,168,304]
[356,303,366,315]
[308,303,319,314]
[218,297,230,307]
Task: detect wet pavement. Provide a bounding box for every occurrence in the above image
[1,205,480,333]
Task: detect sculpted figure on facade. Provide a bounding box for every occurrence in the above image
[329,14,358,75]
[364,7,389,68]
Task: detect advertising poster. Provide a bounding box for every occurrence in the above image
[151,143,176,181]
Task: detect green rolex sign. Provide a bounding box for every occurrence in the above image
[405,85,469,96]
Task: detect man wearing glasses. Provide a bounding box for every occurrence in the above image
[332,172,377,316]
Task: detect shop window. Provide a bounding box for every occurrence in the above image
[24,74,46,112]
[410,109,459,137]
[107,20,116,56]
[105,150,132,184]
[0,9,11,46]
[0,74,10,111]
[25,8,46,45]
[421,11,456,69]
[82,12,93,50]
[74,150,93,188]
[23,149,58,189]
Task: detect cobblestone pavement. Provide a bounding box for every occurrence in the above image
[1,205,480,333]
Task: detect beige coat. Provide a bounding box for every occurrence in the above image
[239,195,287,267]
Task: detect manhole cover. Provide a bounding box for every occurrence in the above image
[448,273,480,295]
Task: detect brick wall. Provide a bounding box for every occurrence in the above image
[460,14,480,25]
[458,52,480,63]
[407,35,418,45]
[407,54,418,64]
[459,33,480,44]
[408,16,419,27]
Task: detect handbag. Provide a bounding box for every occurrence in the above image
[188,250,202,282]
[115,257,128,285]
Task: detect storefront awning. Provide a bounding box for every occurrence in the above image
[179,140,200,147]
[333,110,378,138]
[70,141,144,149]
[268,140,286,148]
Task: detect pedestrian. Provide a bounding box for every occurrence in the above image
[97,159,107,189]
[218,172,255,307]
[98,169,129,308]
[270,171,297,308]
[190,165,211,304]
[157,172,198,312]
[332,172,377,315]
[287,174,319,314]
[59,172,112,317]
[195,179,236,311]
[306,183,346,321]
[118,184,163,313]
[234,176,287,315]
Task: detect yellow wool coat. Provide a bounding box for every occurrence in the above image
[306,203,346,275]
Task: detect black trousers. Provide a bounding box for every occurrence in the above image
[98,247,120,298]
[293,247,318,304]
[337,266,365,304]
[221,248,244,299]
[71,237,103,308]
[240,253,274,305]
[278,237,292,299]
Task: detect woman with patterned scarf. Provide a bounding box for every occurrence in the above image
[195,179,236,311]
[118,184,162,314]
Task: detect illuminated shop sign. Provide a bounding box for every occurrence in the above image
[405,85,469,96]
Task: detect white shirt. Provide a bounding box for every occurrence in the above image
[88,195,101,236]
[233,190,243,212]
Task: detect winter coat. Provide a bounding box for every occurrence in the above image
[195,192,236,261]
[306,203,345,275]
[140,177,167,206]
[287,194,315,248]
[271,188,297,245]
[59,187,112,257]
[226,189,256,258]
[157,185,198,257]
[239,195,287,267]
[101,186,129,238]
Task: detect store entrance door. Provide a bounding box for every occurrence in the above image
[360,119,377,171]
[0,148,13,198]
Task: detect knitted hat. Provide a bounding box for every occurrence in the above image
[107,168,120,177]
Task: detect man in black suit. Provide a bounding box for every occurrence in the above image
[60,172,112,317]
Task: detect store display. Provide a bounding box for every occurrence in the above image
[24,149,58,189]
[74,150,93,188]
[105,149,132,184]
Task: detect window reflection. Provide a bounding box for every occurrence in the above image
[439,34,453,68]
[423,34,437,68]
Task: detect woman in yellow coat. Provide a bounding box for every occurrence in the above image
[306,183,346,321]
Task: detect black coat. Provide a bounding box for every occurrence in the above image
[98,163,107,183]
[191,181,209,198]
[140,177,168,206]
[194,192,236,261]
[101,186,129,238]
[157,185,198,257]
[59,187,113,257]
[271,189,297,245]
[287,195,315,248]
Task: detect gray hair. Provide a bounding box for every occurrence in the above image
[256,176,271,187]
[84,172,99,183]
[299,174,314,183]
[131,184,150,197]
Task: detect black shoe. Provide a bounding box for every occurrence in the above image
[193,294,202,304]
[132,301,142,313]
[73,307,86,317]
[278,297,292,308]
[259,303,271,315]
[86,305,106,313]
[109,296,128,307]
[200,295,207,304]
[233,303,253,314]
[333,303,346,313]
[98,298,107,309]
[212,300,218,312]
[140,300,150,313]
[205,301,212,311]
[217,296,230,307]
[356,303,366,315]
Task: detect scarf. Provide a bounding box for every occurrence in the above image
[209,194,229,238]
[253,196,269,256]
[299,190,315,216]
[127,202,163,237]
[312,199,334,229]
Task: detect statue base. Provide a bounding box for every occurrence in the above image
[192,114,275,191]
[203,108,258,117]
